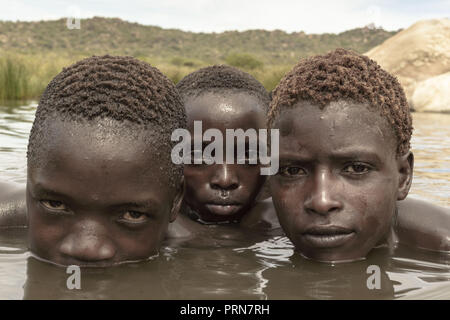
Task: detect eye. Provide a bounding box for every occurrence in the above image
[40,200,68,211]
[278,166,307,177]
[119,211,149,224]
[342,163,371,174]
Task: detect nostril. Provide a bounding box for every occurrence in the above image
[305,200,342,216]
[227,183,239,190]
[210,182,239,191]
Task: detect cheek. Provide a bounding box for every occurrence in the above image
[27,203,67,254]
[183,166,210,189]
[112,215,171,259]
[269,180,305,232]
[116,231,158,258]
[349,176,397,236]
[238,166,265,191]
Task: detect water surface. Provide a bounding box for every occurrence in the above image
[0,103,449,299]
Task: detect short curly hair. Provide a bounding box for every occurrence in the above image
[268,48,412,155]
[27,55,186,184]
[176,65,270,109]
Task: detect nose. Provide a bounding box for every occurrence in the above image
[210,164,239,191]
[59,220,116,263]
[304,168,342,215]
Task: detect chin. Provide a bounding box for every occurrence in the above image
[295,244,368,264]
[303,252,367,264]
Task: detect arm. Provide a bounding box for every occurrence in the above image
[0,181,28,228]
[396,197,450,252]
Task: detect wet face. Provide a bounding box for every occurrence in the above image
[269,101,413,262]
[26,119,183,267]
[183,91,267,223]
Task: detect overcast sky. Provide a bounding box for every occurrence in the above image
[0,0,448,33]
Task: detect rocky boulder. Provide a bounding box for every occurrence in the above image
[412,72,450,112]
[366,19,450,109]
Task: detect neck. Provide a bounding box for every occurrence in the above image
[374,207,399,250]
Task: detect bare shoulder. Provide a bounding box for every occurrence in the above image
[0,181,28,228]
[396,197,450,252]
[165,212,205,239]
[239,198,281,230]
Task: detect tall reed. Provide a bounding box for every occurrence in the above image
[0,57,30,101]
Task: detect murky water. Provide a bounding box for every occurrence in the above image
[0,102,449,299]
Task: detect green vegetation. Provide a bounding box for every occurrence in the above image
[0,53,83,102]
[0,17,398,102]
[225,53,263,70]
[0,56,29,100]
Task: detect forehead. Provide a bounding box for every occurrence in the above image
[184,91,266,131]
[29,119,173,201]
[274,100,397,157]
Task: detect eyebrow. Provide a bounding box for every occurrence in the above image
[32,183,72,200]
[279,149,383,163]
[32,183,159,210]
[328,149,383,163]
[111,200,158,210]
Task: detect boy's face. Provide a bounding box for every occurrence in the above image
[26,120,183,267]
[269,101,413,262]
[183,91,266,223]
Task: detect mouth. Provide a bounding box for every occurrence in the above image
[204,203,243,216]
[302,225,355,248]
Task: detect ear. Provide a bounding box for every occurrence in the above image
[169,176,185,223]
[397,151,414,200]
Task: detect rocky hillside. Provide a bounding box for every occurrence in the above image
[366,18,450,111]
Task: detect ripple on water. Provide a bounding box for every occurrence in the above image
[0,105,448,299]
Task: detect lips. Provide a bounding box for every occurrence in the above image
[205,203,242,216]
[302,225,355,248]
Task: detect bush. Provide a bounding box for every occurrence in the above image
[170,56,196,67]
[251,65,291,91]
[225,53,263,70]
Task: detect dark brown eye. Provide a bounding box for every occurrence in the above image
[343,163,371,174]
[121,211,148,223]
[279,166,307,177]
[40,200,67,211]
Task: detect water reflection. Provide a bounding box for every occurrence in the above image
[0,102,36,183]
[0,216,449,299]
[22,241,271,299]
[237,237,450,300]
[409,113,450,206]
[0,104,449,299]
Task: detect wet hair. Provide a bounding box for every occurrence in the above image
[176,65,270,110]
[268,48,412,155]
[27,55,186,185]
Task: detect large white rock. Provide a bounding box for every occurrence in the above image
[366,19,450,104]
[412,72,450,112]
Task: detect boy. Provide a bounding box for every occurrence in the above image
[1,55,185,266]
[171,65,279,232]
[267,48,449,263]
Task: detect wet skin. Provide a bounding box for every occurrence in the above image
[26,119,183,267]
[0,181,27,227]
[183,92,267,223]
[269,100,414,263]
